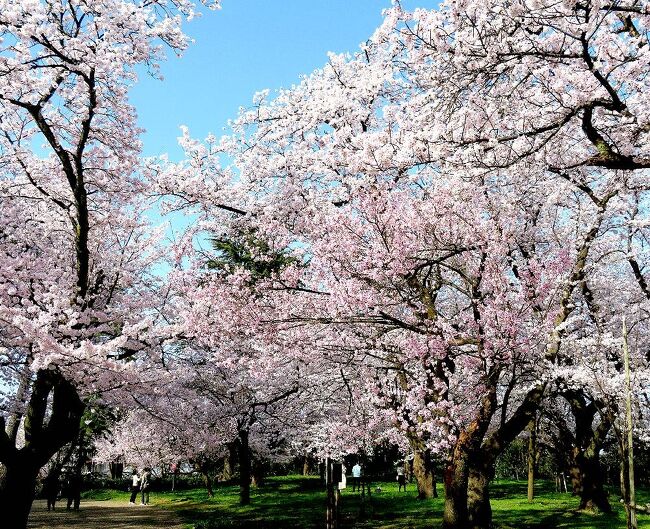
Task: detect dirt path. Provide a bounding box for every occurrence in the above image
[29,499,186,529]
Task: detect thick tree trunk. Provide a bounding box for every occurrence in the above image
[237,430,251,505]
[0,370,84,529]
[443,440,475,529]
[406,429,437,499]
[562,390,613,514]
[467,463,492,529]
[412,449,437,499]
[109,461,124,480]
[569,455,582,496]
[251,458,265,488]
[574,451,611,513]
[443,463,469,529]
[442,383,501,529]
[302,453,313,476]
[222,443,237,481]
[0,457,40,529]
[201,470,214,497]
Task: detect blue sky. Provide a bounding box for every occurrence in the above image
[130,0,436,159]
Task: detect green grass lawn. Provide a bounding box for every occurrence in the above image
[84,475,650,529]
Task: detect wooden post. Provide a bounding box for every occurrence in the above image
[623,316,638,529]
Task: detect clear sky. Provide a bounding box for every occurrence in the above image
[130,0,436,159]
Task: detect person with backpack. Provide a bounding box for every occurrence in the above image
[140,468,152,505]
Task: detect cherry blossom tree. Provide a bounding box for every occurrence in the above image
[152,3,650,529]
[162,243,337,504]
[0,1,220,526]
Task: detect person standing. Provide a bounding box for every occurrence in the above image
[351,463,362,492]
[396,465,407,492]
[129,469,141,505]
[140,468,152,505]
[66,471,81,511]
[43,470,60,511]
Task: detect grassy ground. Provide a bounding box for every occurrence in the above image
[84,476,650,529]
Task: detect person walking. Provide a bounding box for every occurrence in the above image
[140,468,152,505]
[129,469,141,505]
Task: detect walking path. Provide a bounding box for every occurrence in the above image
[29,499,185,529]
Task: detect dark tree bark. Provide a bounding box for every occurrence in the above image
[237,429,251,505]
[442,375,504,529]
[563,390,613,513]
[573,450,610,512]
[467,461,493,529]
[109,461,124,480]
[0,455,40,529]
[460,385,544,529]
[443,459,470,529]
[443,420,489,528]
[251,458,265,488]
[405,428,438,499]
[0,370,84,529]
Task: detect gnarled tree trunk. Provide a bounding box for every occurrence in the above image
[0,455,40,529]
[222,442,237,481]
[571,449,611,513]
[563,390,613,513]
[406,429,437,499]
[443,460,470,529]
[0,370,84,529]
[443,378,503,529]
[413,448,437,499]
[467,466,492,529]
[443,427,480,529]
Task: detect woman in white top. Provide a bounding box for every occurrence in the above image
[129,469,140,504]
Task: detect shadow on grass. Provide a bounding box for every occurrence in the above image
[494,505,620,529]
[490,481,632,529]
[490,480,558,498]
[82,477,649,529]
